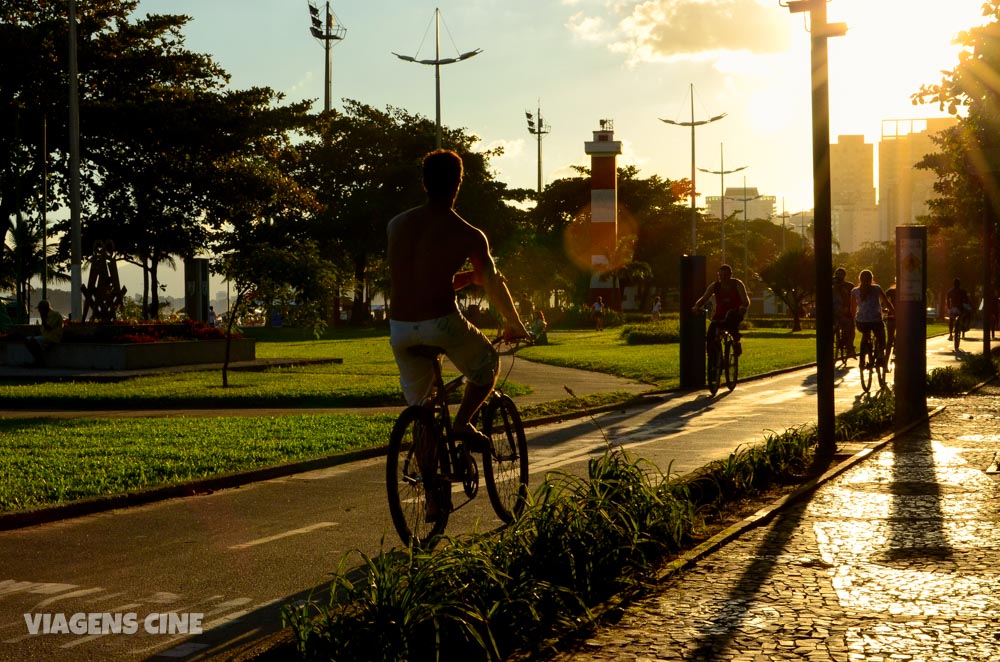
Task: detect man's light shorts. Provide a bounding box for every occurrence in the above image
[390,311,498,405]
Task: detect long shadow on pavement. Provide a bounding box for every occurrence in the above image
[684,452,837,659]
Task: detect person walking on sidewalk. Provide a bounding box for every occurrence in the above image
[693,263,750,356]
[24,300,63,367]
[834,267,856,358]
[946,278,971,341]
[593,296,605,331]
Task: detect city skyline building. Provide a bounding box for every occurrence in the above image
[877,117,958,241]
[830,134,878,253]
[704,188,777,226]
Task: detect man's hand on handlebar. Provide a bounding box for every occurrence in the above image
[502,321,531,346]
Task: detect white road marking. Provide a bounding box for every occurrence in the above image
[229,522,337,549]
[32,587,106,608]
[155,642,210,657]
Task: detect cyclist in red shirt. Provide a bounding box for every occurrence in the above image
[693,264,751,356]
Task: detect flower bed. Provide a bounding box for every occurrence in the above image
[0,320,253,370]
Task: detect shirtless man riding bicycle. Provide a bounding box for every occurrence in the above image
[387,149,529,516]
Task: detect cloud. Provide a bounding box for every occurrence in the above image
[478,138,526,160]
[571,0,791,64]
[566,12,609,43]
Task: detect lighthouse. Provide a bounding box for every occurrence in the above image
[584,119,622,308]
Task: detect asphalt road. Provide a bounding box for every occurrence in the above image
[0,333,981,662]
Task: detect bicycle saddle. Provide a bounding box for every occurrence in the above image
[408,345,446,359]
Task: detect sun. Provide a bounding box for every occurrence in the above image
[826,0,986,140]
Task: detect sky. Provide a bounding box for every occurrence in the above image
[128,0,989,298]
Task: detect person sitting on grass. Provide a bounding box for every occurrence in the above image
[529,309,548,345]
[24,300,63,367]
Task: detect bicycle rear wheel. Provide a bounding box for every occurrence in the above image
[833,324,845,366]
[875,347,887,389]
[386,406,448,547]
[481,393,529,523]
[859,341,873,393]
[724,337,738,391]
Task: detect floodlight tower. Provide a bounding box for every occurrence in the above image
[394,8,482,148]
[525,103,550,193]
[307,1,346,112]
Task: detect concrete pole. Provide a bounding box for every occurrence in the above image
[69,0,82,321]
[434,8,442,149]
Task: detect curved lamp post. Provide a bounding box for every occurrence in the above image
[660,83,726,254]
[393,8,481,148]
[725,176,763,279]
[698,144,746,264]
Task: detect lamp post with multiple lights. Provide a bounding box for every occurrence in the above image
[725,176,763,280]
[525,104,550,193]
[698,144,745,264]
[660,84,726,254]
[307,2,346,113]
[394,8,481,149]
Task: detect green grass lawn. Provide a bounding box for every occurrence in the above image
[0,414,396,512]
[0,320,952,513]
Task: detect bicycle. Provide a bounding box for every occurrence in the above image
[833,317,852,367]
[705,322,739,396]
[386,339,530,547]
[857,327,887,393]
[954,307,972,351]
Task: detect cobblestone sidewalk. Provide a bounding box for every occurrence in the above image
[553,384,1000,662]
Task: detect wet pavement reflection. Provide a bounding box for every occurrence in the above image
[553,385,1000,661]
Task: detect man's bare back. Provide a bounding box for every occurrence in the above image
[388,202,491,322]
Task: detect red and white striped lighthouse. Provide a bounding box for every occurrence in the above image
[584,119,622,309]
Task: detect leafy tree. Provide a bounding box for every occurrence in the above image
[759,249,816,331]
[296,101,527,324]
[912,1,1000,304]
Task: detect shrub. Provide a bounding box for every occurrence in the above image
[284,388,899,662]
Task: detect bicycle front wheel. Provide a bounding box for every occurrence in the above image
[707,343,722,396]
[724,338,739,391]
[481,393,529,523]
[386,406,447,547]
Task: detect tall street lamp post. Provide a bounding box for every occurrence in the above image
[775,197,790,253]
[782,0,846,456]
[725,176,763,279]
[525,103,550,194]
[307,1,346,113]
[68,0,81,320]
[698,143,745,264]
[394,8,481,149]
[661,84,726,254]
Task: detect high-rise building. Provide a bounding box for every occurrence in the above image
[704,187,776,224]
[830,135,878,253]
[878,117,958,241]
